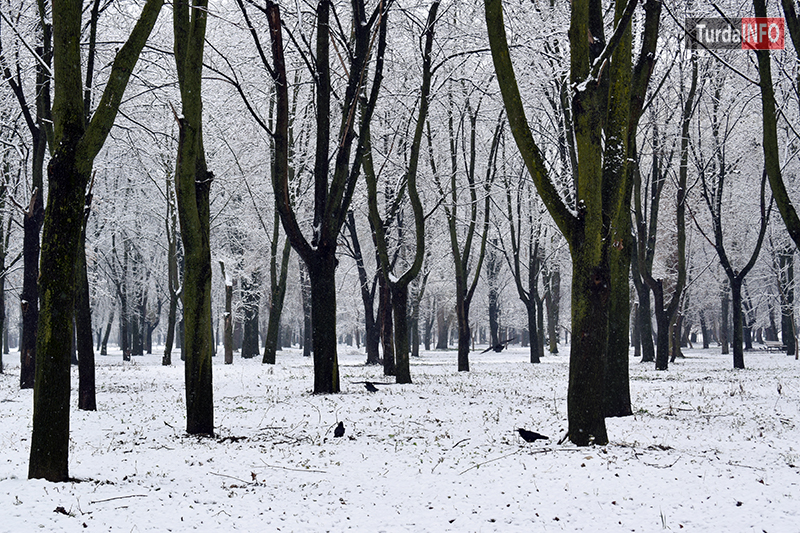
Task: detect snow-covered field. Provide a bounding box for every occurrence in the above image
[1,345,799,532]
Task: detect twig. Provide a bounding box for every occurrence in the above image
[452,438,470,449]
[638,456,682,469]
[459,450,522,475]
[260,460,326,474]
[89,494,147,505]
[209,472,251,484]
[726,461,765,471]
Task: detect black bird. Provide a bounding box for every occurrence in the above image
[334,421,345,438]
[365,381,379,392]
[517,428,549,443]
[481,337,516,354]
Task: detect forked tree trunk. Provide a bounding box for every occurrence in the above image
[29,0,163,481]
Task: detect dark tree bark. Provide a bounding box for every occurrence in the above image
[631,246,655,362]
[544,264,560,354]
[486,240,501,347]
[699,310,710,348]
[435,302,449,349]
[29,0,163,482]
[76,192,96,411]
[240,273,260,359]
[378,272,394,375]
[174,0,214,435]
[101,307,113,356]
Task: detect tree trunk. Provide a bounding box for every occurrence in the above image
[631,254,655,362]
[76,198,96,411]
[20,188,44,389]
[391,285,411,383]
[731,279,745,369]
[379,272,394,376]
[700,310,710,348]
[263,233,291,364]
[632,302,640,358]
[299,260,312,357]
[29,0,163,481]
[721,280,730,355]
[779,249,796,355]
[174,0,213,436]
[487,242,501,347]
[307,252,340,393]
[29,148,87,481]
[567,251,610,446]
[456,293,470,372]
[241,275,260,359]
[435,304,449,349]
[544,266,560,354]
[604,194,632,417]
[527,301,539,364]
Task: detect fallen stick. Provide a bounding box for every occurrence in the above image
[260,460,327,474]
[89,494,147,505]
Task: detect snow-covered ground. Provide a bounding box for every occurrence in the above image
[1,345,799,532]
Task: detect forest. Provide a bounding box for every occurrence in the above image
[0,0,799,526]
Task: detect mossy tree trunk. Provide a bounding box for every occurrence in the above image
[29,0,163,481]
[174,0,213,435]
[761,0,800,248]
[486,0,660,445]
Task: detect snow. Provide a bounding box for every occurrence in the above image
[2,346,799,532]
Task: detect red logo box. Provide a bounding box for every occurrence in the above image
[741,18,785,50]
